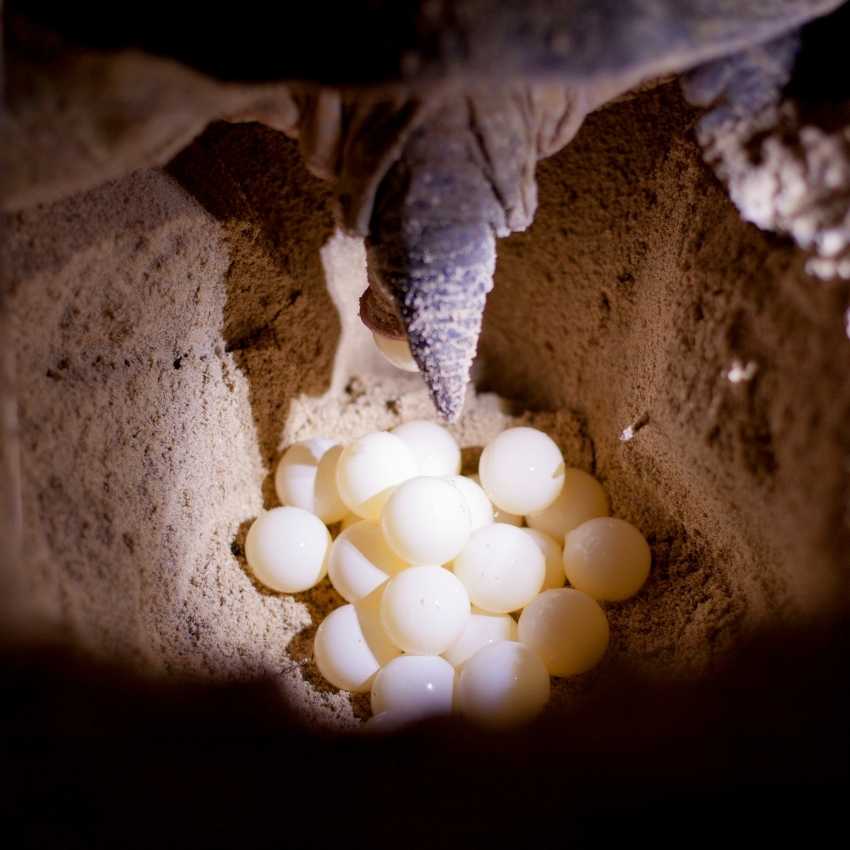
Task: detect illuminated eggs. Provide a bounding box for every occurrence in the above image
[478,427,566,515]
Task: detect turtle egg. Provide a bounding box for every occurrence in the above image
[327,520,408,603]
[453,524,545,614]
[523,528,565,591]
[518,588,609,677]
[526,468,608,543]
[445,476,493,532]
[336,431,418,520]
[479,427,566,515]
[380,565,470,655]
[313,589,401,692]
[312,444,348,523]
[275,438,347,523]
[381,476,471,565]
[442,607,517,669]
[392,420,461,477]
[373,332,419,372]
[457,641,550,728]
[563,517,651,601]
[245,506,330,593]
[371,654,456,718]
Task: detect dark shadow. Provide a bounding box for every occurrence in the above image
[1,618,847,846]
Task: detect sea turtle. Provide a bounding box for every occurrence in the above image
[2,1,848,420]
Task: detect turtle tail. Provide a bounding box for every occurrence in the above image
[363,103,505,421]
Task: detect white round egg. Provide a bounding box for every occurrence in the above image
[479,427,565,515]
[312,443,348,523]
[442,608,517,669]
[523,528,565,591]
[275,438,340,518]
[313,589,401,692]
[453,524,545,614]
[381,477,471,565]
[457,641,550,728]
[371,654,456,718]
[373,332,419,372]
[380,565,470,655]
[563,517,651,601]
[327,520,408,602]
[245,506,330,593]
[446,476,493,532]
[526,468,608,543]
[392,420,461,477]
[518,588,609,677]
[336,431,418,520]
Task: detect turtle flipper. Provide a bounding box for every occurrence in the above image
[682,33,850,278]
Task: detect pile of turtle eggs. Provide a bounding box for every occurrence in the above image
[244,420,651,729]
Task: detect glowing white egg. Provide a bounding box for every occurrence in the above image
[373,332,419,372]
[371,654,456,718]
[312,443,348,523]
[526,468,608,543]
[381,477,470,565]
[245,506,330,593]
[453,524,545,614]
[327,520,408,602]
[274,439,336,516]
[336,431,417,520]
[392,420,461,477]
[442,608,517,668]
[518,588,609,677]
[563,517,651,601]
[479,427,565,515]
[457,641,550,728]
[313,589,401,692]
[522,528,565,591]
[380,565,470,655]
[446,476,494,532]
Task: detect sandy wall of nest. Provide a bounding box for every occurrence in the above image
[2,84,848,728]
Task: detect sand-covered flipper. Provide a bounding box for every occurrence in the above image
[682,30,850,280]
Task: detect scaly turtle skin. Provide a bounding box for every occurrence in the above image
[3,1,848,419]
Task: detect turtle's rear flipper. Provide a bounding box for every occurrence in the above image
[682,32,850,279]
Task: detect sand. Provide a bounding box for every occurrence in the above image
[2,83,849,728]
